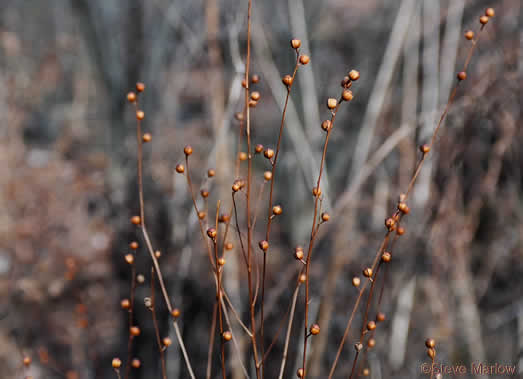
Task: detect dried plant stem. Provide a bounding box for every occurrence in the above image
[132,97,196,379]
[328,21,490,378]
[150,269,168,379]
[278,282,301,379]
[260,52,300,364]
[206,302,218,379]
[114,369,122,379]
[213,201,227,379]
[124,263,136,379]
[302,90,348,378]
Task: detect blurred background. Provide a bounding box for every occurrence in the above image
[1,0,521,378]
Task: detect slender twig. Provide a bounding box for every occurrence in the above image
[150,269,167,379]
[206,302,218,379]
[124,263,136,379]
[278,281,301,379]
[213,201,227,379]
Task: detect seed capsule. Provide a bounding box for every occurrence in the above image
[264,148,275,159]
[131,358,141,368]
[321,120,332,131]
[321,212,330,222]
[457,71,467,81]
[112,358,122,369]
[217,257,226,266]
[235,112,244,121]
[225,242,233,250]
[251,74,260,84]
[465,30,474,40]
[223,331,232,341]
[175,164,185,174]
[299,55,310,65]
[273,205,283,215]
[136,110,145,120]
[121,299,131,309]
[200,189,209,198]
[420,144,430,154]
[23,356,32,366]
[251,91,261,101]
[136,82,145,92]
[367,338,376,348]
[163,337,172,346]
[255,144,264,153]
[479,15,489,25]
[398,202,409,214]
[397,226,405,235]
[294,248,304,260]
[363,268,373,278]
[127,92,137,102]
[349,70,360,81]
[342,90,353,101]
[207,169,216,177]
[131,216,141,225]
[385,217,396,231]
[184,145,193,156]
[363,368,370,376]
[327,98,337,109]
[282,75,293,86]
[125,254,134,265]
[239,152,248,161]
[264,171,273,181]
[310,324,320,335]
[297,368,304,378]
[312,187,321,197]
[207,228,217,239]
[130,326,141,336]
[130,241,139,250]
[376,312,386,322]
[299,273,306,283]
[381,252,392,263]
[142,133,151,143]
[259,240,269,251]
[171,308,181,318]
[485,8,494,17]
[367,321,376,331]
[352,277,361,287]
[291,39,302,49]
[425,338,436,349]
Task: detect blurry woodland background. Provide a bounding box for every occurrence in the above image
[1,0,522,378]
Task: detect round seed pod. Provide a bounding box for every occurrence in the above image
[251,91,261,101]
[171,308,181,318]
[349,70,360,81]
[362,368,370,376]
[367,338,376,348]
[259,240,269,251]
[321,120,332,132]
[255,144,264,154]
[425,338,436,349]
[130,241,139,250]
[465,30,474,40]
[200,189,209,198]
[235,112,244,121]
[342,90,354,101]
[225,242,233,250]
[264,171,273,181]
[207,169,216,177]
[239,152,248,161]
[367,321,376,331]
[251,74,260,84]
[297,368,305,378]
[273,205,283,215]
[327,98,337,109]
[217,257,226,266]
[163,337,172,347]
[142,133,151,143]
[420,144,431,154]
[175,164,185,174]
[385,217,396,231]
[130,326,141,336]
[23,356,32,366]
[136,110,145,120]
[223,331,232,341]
[352,277,361,287]
[299,274,306,283]
[376,312,386,322]
[127,92,136,102]
[398,202,409,214]
[112,358,122,369]
[282,75,293,86]
[291,39,302,49]
[125,254,134,265]
[207,228,217,239]
[264,148,275,159]
[121,299,131,309]
[363,268,373,278]
[131,216,141,225]
[485,8,494,17]
[397,226,405,236]
[321,212,330,222]
[299,55,310,65]
[312,187,322,197]
[382,252,392,263]
[457,71,467,81]
[479,15,489,25]
[310,324,320,335]
[136,82,145,92]
[184,145,193,156]
[131,358,141,369]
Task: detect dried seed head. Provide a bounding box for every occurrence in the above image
[264,148,275,159]
[136,274,145,284]
[248,99,257,107]
[144,297,152,308]
[251,74,260,84]
[367,321,376,331]
[225,242,233,250]
[399,193,407,202]
[207,168,216,177]
[312,187,322,197]
[291,39,302,49]
[321,212,330,222]
[23,356,32,366]
[381,252,392,263]
[352,277,361,287]
[385,217,396,231]
[219,213,230,223]
[242,79,247,88]
[142,133,152,143]
[354,343,363,352]
[232,181,241,192]
[112,358,122,369]
[297,368,305,378]
[398,202,409,214]
[294,246,304,260]
[127,92,137,102]
[363,268,373,278]
[397,226,405,235]
[131,358,141,369]
[327,98,337,109]
[362,368,370,376]
[136,110,145,120]
[155,250,161,258]
[299,273,307,283]
[251,91,261,101]
[427,347,436,359]
[485,8,495,17]
[272,205,283,215]
[299,55,310,65]
[207,228,217,239]
[479,15,489,25]
[259,240,269,251]
[425,338,436,349]
[310,324,320,335]
[367,338,376,348]
[130,326,141,336]
[239,152,248,161]
[217,257,226,266]
[184,145,193,156]
[465,30,474,40]
[136,82,145,92]
[235,112,244,121]
[349,70,360,81]
[175,164,185,174]
[130,241,139,249]
[131,215,141,225]
[171,308,181,318]
[121,298,131,309]
[420,144,430,154]
[223,331,232,341]
[163,337,172,347]
[341,76,350,88]
[321,120,332,132]
[376,312,386,322]
[125,254,134,265]
[200,189,209,198]
[282,74,293,86]
[457,71,467,81]
[264,171,273,181]
[255,144,264,154]
[342,89,354,102]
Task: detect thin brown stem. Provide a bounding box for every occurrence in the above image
[124,263,136,379]
[213,201,227,379]
[206,302,218,379]
[150,269,167,379]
